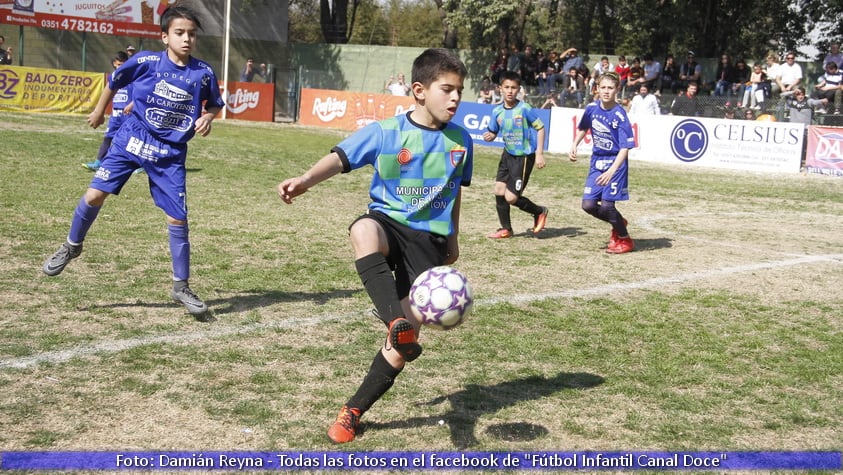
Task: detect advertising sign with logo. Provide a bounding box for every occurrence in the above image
[1,0,164,38]
[217,81,274,122]
[0,65,104,113]
[805,126,843,176]
[547,108,802,174]
[455,101,550,150]
[299,88,415,130]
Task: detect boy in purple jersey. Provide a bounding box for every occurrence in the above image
[278,48,473,444]
[42,4,225,318]
[83,51,135,172]
[483,70,548,239]
[569,72,635,254]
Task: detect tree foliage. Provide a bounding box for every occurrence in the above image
[294,0,842,61]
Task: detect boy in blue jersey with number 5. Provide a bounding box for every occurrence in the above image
[483,70,548,239]
[43,3,226,318]
[570,71,635,253]
[278,48,473,444]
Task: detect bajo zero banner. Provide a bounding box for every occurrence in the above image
[0,65,104,113]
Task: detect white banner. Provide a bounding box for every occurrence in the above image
[548,107,804,174]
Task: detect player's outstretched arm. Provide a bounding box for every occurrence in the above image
[87,84,116,129]
[277,152,344,204]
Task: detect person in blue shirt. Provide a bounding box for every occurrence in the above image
[82,51,137,172]
[43,4,226,318]
[569,71,635,254]
[483,70,548,239]
[278,48,473,444]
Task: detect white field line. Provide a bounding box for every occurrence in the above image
[2,253,841,370]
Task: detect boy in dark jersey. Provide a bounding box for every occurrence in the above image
[569,71,635,253]
[483,70,548,239]
[43,4,226,317]
[278,48,473,444]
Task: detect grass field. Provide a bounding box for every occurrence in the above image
[0,111,841,468]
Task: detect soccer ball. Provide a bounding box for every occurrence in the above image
[409,266,473,330]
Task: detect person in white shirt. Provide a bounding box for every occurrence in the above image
[776,52,803,95]
[385,73,411,96]
[764,53,782,96]
[629,84,660,116]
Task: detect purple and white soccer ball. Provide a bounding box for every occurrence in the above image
[409,266,473,330]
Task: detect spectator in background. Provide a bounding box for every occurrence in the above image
[812,61,842,114]
[776,52,802,95]
[731,58,751,100]
[478,76,494,104]
[662,54,679,93]
[537,50,558,96]
[671,82,700,116]
[713,54,735,97]
[741,62,767,110]
[490,47,508,85]
[614,55,630,99]
[677,51,702,91]
[0,35,12,64]
[385,72,411,96]
[589,56,613,94]
[723,102,736,119]
[240,57,266,82]
[560,47,583,74]
[788,86,827,125]
[520,44,539,93]
[126,45,136,56]
[559,66,585,107]
[764,53,783,96]
[743,108,756,120]
[642,53,661,93]
[823,42,843,69]
[626,57,646,98]
[629,83,660,115]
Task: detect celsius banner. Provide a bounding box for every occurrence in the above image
[1,0,167,39]
[0,65,104,114]
[548,108,803,174]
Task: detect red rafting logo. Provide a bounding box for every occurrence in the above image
[397,148,413,165]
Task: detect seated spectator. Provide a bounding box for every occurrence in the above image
[731,58,751,99]
[823,42,843,70]
[776,52,802,95]
[629,84,660,115]
[764,53,783,96]
[677,51,702,91]
[478,76,494,104]
[741,63,768,110]
[743,108,756,120]
[559,66,585,107]
[642,53,661,93]
[811,62,842,114]
[540,92,559,109]
[615,55,630,98]
[662,54,679,93]
[671,82,700,116]
[626,57,646,98]
[713,54,735,97]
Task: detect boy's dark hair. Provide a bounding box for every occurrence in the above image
[114,51,129,62]
[411,48,467,87]
[161,3,203,32]
[498,70,522,85]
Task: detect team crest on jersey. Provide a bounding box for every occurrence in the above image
[450,148,467,167]
[397,148,413,165]
[513,115,523,128]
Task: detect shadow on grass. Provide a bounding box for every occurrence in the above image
[512,226,587,239]
[365,371,605,448]
[81,288,359,317]
[630,237,673,251]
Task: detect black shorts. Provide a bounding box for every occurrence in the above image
[350,211,449,299]
[495,150,535,196]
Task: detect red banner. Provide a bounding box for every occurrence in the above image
[1,0,165,39]
[216,81,274,122]
[805,125,843,176]
[299,88,415,131]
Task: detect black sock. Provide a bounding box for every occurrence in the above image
[355,253,402,325]
[347,351,403,414]
[514,196,543,216]
[495,195,512,231]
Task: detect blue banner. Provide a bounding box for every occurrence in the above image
[1,451,840,471]
[454,101,551,150]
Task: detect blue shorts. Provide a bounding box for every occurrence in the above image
[90,118,190,221]
[582,155,629,202]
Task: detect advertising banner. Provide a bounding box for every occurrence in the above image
[299,88,415,131]
[0,65,104,113]
[805,125,843,176]
[547,108,803,174]
[218,81,274,122]
[454,100,550,150]
[1,0,165,39]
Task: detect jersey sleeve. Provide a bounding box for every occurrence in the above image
[618,109,636,150]
[333,122,385,172]
[487,106,501,133]
[524,104,544,130]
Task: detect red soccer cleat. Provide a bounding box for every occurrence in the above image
[327,405,361,444]
[487,228,512,239]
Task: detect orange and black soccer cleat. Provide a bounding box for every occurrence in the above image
[327,405,361,444]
